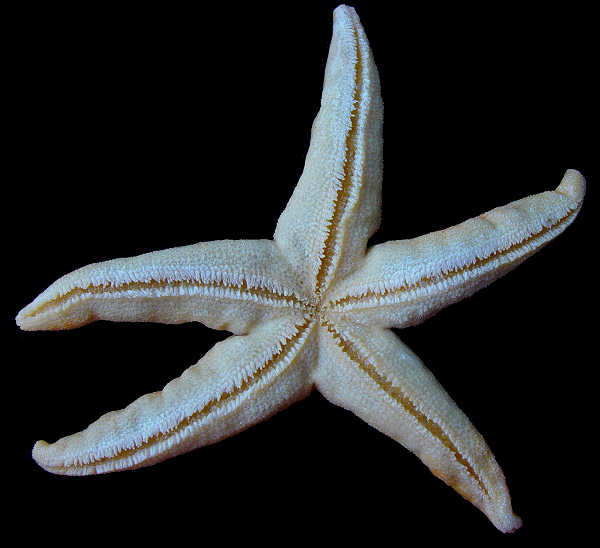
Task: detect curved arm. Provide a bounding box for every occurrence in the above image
[326,170,585,328]
[33,315,315,475]
[315,320,522,533]
[17,239,307,334]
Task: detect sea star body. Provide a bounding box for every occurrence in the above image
[17,5,585,533]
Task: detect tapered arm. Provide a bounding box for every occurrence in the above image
[33,315,315,475]
[315,320,522,533]
[326,170,585,328]
[274,6,383,295]
[17,239,305,334]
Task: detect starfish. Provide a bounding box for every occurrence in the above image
[17,4,584,533]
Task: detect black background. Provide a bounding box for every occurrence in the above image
[7,1,594,543]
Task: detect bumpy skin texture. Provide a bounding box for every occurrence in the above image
[17,5,585,533]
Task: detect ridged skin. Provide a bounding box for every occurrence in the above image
[17,5,584,533]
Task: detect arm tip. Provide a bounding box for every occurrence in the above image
[556,169,586,205]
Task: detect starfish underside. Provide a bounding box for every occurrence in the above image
[18,5,585,533]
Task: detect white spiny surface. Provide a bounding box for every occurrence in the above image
[17,5,584,534]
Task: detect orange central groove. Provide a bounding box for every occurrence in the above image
[67,317,315,470]
[322,318,489,497]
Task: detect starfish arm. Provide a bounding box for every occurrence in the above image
[326,169,585,327]
[315,320,522,533]
[274,5,383,296]
[17,239,306,334]
[32,314,316,475]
